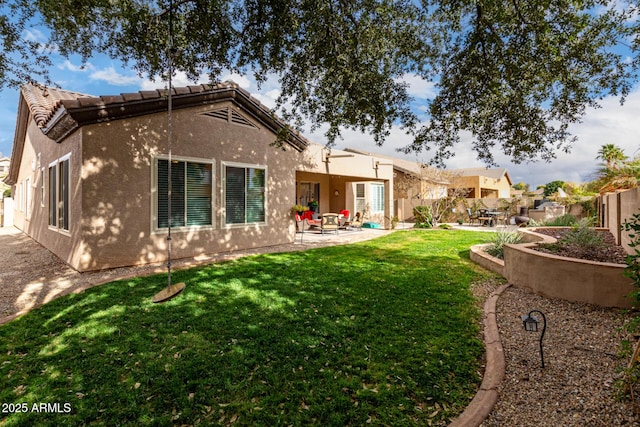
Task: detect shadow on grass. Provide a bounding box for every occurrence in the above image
[0,231,495,426]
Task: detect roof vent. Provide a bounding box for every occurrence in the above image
[202,107,257,129]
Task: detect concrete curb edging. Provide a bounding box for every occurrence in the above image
[449,283,511,427]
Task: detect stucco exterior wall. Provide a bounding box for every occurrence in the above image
[600,187,640,252]
[74,101,299,271]
[296,145,394,227]
[454,175,511,199]
[12,119,84,268]
[503,242,634,308]
[11,89,396,272]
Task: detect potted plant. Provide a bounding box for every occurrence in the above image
[292,204,309,215]
[308,199,319,212]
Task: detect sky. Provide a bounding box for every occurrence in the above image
[2,34,640,189]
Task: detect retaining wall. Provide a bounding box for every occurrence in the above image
[471,228,635,309]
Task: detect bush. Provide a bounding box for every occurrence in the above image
[413,205,434,228]
[560,223,604,251]
[544,214,577,227]
[485,230,523,259]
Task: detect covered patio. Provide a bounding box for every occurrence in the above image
[294,144,394,230]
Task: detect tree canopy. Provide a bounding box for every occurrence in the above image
[1,0,638,165]
[543,180,565,197]
[596,144,628,170]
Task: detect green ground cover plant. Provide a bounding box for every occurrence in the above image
[485,230,523,260]
[0,230,495,426]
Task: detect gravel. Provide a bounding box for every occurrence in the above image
[479,284,639,426]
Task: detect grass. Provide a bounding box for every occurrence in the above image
[0,230,497,426]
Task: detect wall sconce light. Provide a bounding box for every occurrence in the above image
[521,309,547,368]
[334,190,339,197]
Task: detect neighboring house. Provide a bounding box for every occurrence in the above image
[6,82,393,272]
[344,148,449,200]
[0,156,9,194]
[450,167,513,199]
[0,156,10,227]
[344,148,452,221]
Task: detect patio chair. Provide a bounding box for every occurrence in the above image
[466,208,479,226]
[349,212,363,230]
[321,213,340,235]
[339,209,351,229]
[295,213,320,243]
[477,209,492,226]
[499,211,510,226]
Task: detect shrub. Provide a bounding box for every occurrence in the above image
[413,205,434,228]
[485,230,523,259]
[617,211,640,402]
[544,214,577,227]
[560,223,604,251]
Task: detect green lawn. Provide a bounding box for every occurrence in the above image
[0,230,497,426]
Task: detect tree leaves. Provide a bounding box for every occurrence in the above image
[0,0,637,164]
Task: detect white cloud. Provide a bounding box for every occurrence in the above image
[138,71,209,90]
[396,74,437,99]
[58,59,94,73]
[298,86,640,190]
[220,73,252,90]
[90,66,144,86]
[23,28,46,43]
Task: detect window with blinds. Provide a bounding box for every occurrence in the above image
[48,155,70,231]
[157,159,213,229]
[355,183,366,213]
[225,165,266,225]
[371,183,385,214]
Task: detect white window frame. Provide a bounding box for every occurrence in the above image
[48,153,71,234]
[151,155,216,233]
[370,183,385,214]
[18,181,23,212]
[25,177,31,218]
[355,183,366,214]
[40,167,45,208]
[222,161,268,227]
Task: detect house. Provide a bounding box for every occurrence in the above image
[5,82,393,272]
[450,167,513,199]
[344,149,449,200]
[0,156,9,196]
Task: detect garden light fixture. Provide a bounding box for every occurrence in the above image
[521,310,547,368]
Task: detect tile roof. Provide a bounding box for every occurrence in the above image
[18,81,309,152]
[451,167,510,181]
[20,83,94,129]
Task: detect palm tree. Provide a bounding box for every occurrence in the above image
[596,144,627,170]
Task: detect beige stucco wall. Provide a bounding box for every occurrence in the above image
[12,118,84,268]
[600,187,640,252]
[75,101,301,271]
[454,175,511,199]
[14,101,304,271]
[503,242,634,308]
[296,145,394,227]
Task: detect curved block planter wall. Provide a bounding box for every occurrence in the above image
[471,228,636,309]
[470,244,504,277]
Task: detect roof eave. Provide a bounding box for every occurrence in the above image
[5,96,30,186]
[46,84,309,152]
